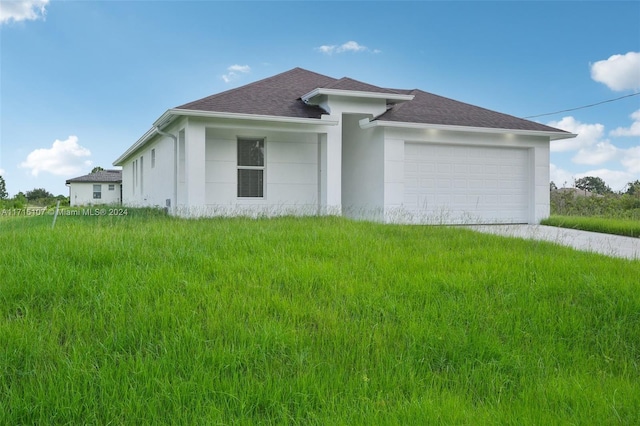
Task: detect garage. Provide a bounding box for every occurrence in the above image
[404,143,531,224]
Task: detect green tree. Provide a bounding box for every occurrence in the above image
[0,175,7,199]
[574,176,612,195]
[91,166,104,173]
[625,180,640,196]
[14,192,27,208]
[25,188,54,201]
[550,181,558,191]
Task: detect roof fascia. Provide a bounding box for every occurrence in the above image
[114,109,338,166]
[359,118,577,141]
[113,126,159,166]
[301,88,414,105]
[161,109,339,126]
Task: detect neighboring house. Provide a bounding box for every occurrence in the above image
[553,187,602,198]
[113,67,575,224]
[66,169,122,206]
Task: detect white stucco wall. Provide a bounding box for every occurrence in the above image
[203,126,319,215]
[341,114,385,220]
[69,182,121,206]
[119,117,332,217]
[321,95,390,216]
[121,122,180,209]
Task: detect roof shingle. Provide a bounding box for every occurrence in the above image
[174,67,568,134]
[176,68,334,119]
[66,169,122,184]
[377,89,565,132]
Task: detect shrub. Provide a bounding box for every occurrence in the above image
[551,190,640,219]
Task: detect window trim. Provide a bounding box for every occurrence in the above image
[93,184,102,200]
[237,137,265,199]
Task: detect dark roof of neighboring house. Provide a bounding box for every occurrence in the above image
[66,169,122,184]
[175,67,569,134]
[553,187,602,197]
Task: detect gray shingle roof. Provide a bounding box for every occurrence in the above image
[323,77,401,94]
[377,89,565,132]
[175,67,569,134]
[66,169,122,184]
[177,68,335,119]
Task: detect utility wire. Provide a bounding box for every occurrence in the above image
[523,92,640,119]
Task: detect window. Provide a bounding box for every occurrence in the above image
[133,159,137,193]
[108,184,115,191]
[140,156,144,193]
[237,138,264,198]
[93,184,102,199]
[151,149,156,168]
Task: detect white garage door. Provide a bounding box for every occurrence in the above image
[404,143,530,224]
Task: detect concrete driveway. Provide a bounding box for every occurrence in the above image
[468,225,640,261]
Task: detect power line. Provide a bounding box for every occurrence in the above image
[523,92,640,119]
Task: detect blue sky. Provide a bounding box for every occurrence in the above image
[1,0,639,196]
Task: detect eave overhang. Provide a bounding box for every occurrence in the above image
[155,108,339,128]
[359,118,577,141]
[114,109,338,166]
[301,88,414,106]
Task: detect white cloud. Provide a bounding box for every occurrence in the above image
[550,163,576,187]
[590,51,640,91]
[547,116,605,152]
[19,136,92,177]
[572,141,620,165]
[548,117,640,187]
[227,64,250,74]
[338,41,367,53]
[316,40,380,55]
[0,168,5,176]
[317,45,335,54]
[621,146,640,174]
[221,64,251,83]
[550,164,634,190]
[610,109,640,137]
[0,0,49,24]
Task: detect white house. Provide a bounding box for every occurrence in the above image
[66,169,122,206]
[113,68,575,224]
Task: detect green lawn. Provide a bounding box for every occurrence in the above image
[542,215,640,238]
[1,212,639,424]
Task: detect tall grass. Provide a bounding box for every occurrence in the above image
[1,213,639,424]
[542,215,640,238]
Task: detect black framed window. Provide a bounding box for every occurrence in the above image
[237,139,264,197]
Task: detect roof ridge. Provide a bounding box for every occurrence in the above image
[322,76,404,94]
[176,67,336,109]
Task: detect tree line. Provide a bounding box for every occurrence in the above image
[0,176,69,209]
[551,176,640,196]
[551,176,640,218]
[0,167,109,208]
